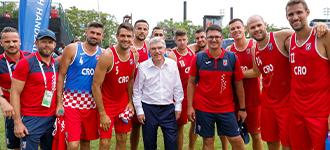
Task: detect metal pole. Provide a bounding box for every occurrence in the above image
[183,1,187,21]
[97,0,101,22]
[230,7,233,20]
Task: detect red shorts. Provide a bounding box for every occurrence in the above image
[289,113,328,150]
[99,115,132,139]
[64,107,99,142]
[245,105,261,134]
[260,106,290,146]
[177,97,188,126]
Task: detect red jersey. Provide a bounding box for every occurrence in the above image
[101,47,136,117]
[255,32,290,108]
[12,52,58,116]
[137,42,148,63]
[0,51,30,101]
[289,29,330,117]
[173,48,195,94]
[189,49,243,113]
[231,39,261,107]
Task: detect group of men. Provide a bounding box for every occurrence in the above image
[0,0,329,150]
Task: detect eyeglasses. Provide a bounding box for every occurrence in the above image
[207,36,222,40]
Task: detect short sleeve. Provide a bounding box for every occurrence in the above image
[12,58,30,81]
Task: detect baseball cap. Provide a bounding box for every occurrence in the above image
[238,121,250,144]
[37,29,56,41]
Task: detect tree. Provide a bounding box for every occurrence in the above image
[65,6,118,48]
[266,23,286,32]
[157,19,203,44]
[0,1,19,18]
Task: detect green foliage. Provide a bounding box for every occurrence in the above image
[266,23,282,32]
[65,6,118,48]
[221,25,231,38]
[157,19,203,44]
[0,1,19,18]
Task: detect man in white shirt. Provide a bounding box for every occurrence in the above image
[133,37,183,150]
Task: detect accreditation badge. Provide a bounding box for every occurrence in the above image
[42,90,53,108]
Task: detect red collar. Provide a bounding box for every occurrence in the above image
[35,52,55,66]
[205,48,225,60]
[3,51,25,63]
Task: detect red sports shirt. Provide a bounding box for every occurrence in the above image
[189,49,243,113]
[101,47,136,117]
[289,29,330,117]
[254,32,291,108]
[12,52,58,116]
[173,47,195,94]
[0,51,30,101]
[231,39,261,107]
[137,42,148,63]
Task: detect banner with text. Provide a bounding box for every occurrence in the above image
[19,0,52,52]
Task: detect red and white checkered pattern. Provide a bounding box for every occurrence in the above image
[119,108,133,122]
[63,90,96,109]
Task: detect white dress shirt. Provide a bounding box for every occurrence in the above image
[133,58,184,115]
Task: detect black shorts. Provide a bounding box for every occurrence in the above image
[195,110,240,138]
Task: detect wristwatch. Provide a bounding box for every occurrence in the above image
[239,108,246,111]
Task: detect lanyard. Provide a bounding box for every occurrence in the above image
[3,54,12,78]
[37,59,56,91]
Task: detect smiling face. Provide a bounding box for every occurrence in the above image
[0,32,20,55]
[286,3,309,32]
[149,40,165,63]
[195,31,207,49]
[229,21,245,41]
[247,16,267,41]
[206,30,223,50]
[117,28,134,51]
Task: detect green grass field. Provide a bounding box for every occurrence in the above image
[0,116,268,149]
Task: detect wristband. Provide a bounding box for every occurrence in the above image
[239,108,246,111]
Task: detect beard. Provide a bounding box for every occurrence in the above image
[5,47,19,55]
[38,49,53,57]
[136,35,146,41]
[86,38,100,46]
[198,43,206,49]
[254,36,266,42]
[252,33,266,42]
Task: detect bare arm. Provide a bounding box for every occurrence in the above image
[187,76,196,122]
[188,43,197,53]
[167,51,177,62]
[0,89,14,117]
[10,78,29,137]
[235,80,247,122]
[92,50,113,131]
[244,44,261,78]
[56,44,76,115]
[274,29,293,55]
